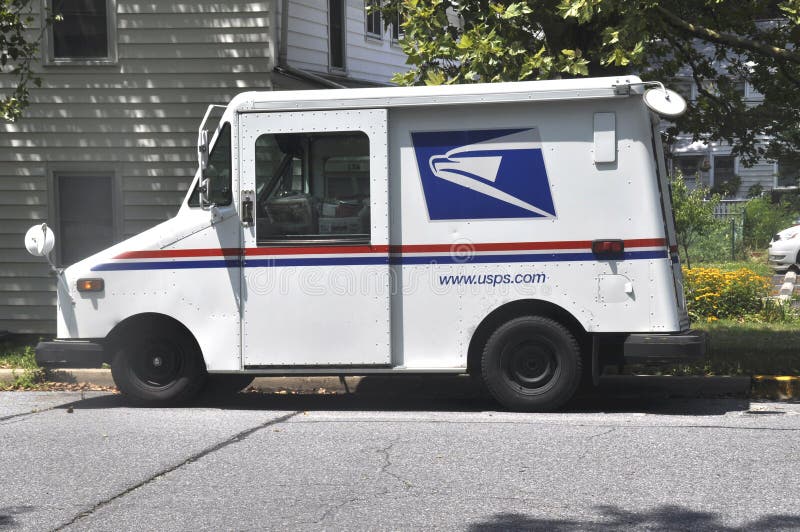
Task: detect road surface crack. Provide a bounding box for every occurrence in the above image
[377,440,414,489]
[51,410,301,531]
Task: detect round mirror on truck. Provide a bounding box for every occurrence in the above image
[24,223,56,257]
[643,87,687,117]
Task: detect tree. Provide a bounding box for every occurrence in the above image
[1,0,56,122]
[380,0,800,165]
[671,173,720,268]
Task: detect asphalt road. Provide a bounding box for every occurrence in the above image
[2,384,800,531]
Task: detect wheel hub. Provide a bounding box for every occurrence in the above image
[132,341,183,388]
[504,341,557,389]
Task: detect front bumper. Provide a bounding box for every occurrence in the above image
[35,340,105,368]
[623,330,707,364]
[768,241,799,270]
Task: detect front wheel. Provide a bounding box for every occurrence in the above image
[481,316,582,412]
[111,326,206,404]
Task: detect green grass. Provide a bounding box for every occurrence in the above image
[0,344,37,369]
[650,320,800,376]
[0,343,44,389]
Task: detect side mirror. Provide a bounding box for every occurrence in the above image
[25,223,55,257]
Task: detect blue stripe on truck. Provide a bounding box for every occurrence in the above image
[91,250,667,271]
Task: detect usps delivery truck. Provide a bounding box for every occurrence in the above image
[27,76,704,411]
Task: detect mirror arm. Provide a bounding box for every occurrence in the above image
[45,254,74,306]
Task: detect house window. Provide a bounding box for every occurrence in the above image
[365,0,381,39]
[254,131,370,243]
[329,0,346,70]
[391,10,404,41]
[778,157,800,187]
[732,80,746,98]
[672,155,705,184]
[714,155,736,183]
[711,155,739,197]
[55,173,116,266]
[48,0,117,63]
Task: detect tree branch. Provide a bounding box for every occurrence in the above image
[654,6,800,66]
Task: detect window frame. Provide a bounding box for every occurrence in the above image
[671,154,705,182]
[776,156,800,188]
[43,0,118,65]
[711,154,738,188]
[47,168,122,267]
[254,130,372,246]
[365,0,382,40]
[391,10,404,42]
[189,122,234,208]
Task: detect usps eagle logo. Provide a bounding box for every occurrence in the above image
[411,128,556,220]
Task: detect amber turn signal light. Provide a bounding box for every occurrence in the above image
[76,278,104,292]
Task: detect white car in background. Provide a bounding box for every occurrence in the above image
[769,224,800,271]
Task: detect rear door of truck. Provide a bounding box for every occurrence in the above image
[649,115,690,329]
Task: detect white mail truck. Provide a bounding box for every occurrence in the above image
[28,76,704,411]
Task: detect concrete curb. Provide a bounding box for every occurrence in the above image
[0,368,116,387]
[0,368,784,399]
[777,270,797,301]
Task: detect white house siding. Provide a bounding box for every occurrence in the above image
[285,0,329,71]
[285,0,408,84]
[0,1,275,334]
[738,161,776,194]
[344,1,409,84]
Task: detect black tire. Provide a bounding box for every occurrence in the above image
[111,326,206,404]
[203,374,255,396]
[481,316,582,412]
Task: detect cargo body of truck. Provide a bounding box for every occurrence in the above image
[30,76,704,411]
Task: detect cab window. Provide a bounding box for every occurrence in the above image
[254,131,370,243]
[189,122,232,206]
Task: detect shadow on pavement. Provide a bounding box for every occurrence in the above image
[58,375,750,416]
[468,505,800,531]
[0,506,35,528]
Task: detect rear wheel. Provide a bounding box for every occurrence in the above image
[481,316,582,412]
[111,326,206,404]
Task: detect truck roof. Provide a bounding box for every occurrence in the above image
[230,75,644,113]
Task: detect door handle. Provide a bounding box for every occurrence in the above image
[241,194,254,227]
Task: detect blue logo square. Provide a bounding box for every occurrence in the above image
[411,128,556,220]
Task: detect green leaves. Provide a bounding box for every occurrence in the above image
[381,0,800,164]
[1,0,57,122]
[671,172,721,268]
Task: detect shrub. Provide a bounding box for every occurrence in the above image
[0,345,44,390]
[710,175,741,198]
[683,266,770,320]
[683,218,744,263]
[743,196,797,250]
[670,173,721,268]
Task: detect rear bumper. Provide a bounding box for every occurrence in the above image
[35,340,105,368]
[623,330,707,364]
